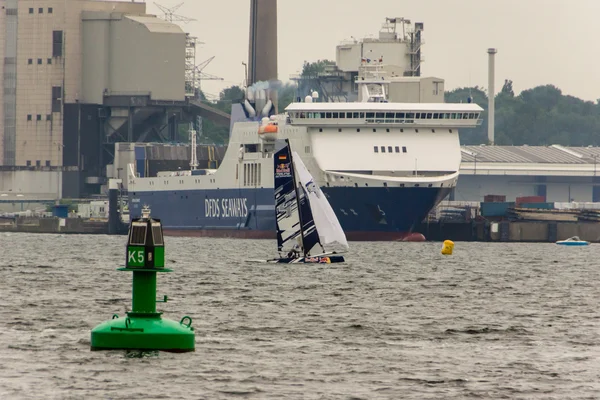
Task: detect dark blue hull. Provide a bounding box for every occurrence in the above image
[129,186,451,240]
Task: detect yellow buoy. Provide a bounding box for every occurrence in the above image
[441,240,454,255]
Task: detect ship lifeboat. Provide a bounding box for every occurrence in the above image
[258,121,278,141]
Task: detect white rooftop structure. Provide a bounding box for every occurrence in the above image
[460,145,600,177]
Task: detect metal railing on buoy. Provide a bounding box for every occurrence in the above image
[90,207,195,352]
[441,240,454,255]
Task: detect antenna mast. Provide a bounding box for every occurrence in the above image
[153,2,196,24]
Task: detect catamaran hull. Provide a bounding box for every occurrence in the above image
[129,186,451,240]
[249,253,346,264]
[276,254,345,264]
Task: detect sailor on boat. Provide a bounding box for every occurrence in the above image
[287,243,301,259]
[286,236,303,259]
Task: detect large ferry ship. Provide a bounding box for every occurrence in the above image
[127,62,483,240]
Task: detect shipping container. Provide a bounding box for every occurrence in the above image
[480,202,515,217]
[516,196,546,206]
[519,202,555,210]
[484,194,507,203]
[53,205,69,218]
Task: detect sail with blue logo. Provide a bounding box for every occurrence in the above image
[274,140,321,256]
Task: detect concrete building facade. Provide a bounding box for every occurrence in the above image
[0,0,188,200]
[0,0,145,168]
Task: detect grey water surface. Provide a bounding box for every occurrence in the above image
[0,233,599,399]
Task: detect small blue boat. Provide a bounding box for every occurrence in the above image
[556,236,590,246]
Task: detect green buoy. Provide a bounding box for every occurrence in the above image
[91,207,195,352]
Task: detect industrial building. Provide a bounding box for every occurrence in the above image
[291,17,441,103]
[455,145,600,203]
[0,0,227,201]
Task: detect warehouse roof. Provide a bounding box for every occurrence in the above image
[461,145,600,164]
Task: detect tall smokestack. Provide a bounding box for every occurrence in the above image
[248,0,278,85]
[487,48,497,145]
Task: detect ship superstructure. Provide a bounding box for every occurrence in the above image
[127,63,482,239]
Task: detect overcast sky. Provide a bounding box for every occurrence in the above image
[145,0,600,102]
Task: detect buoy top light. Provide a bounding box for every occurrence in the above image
[123,207,168,271]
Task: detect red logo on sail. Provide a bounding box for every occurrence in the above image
[275,162,291,177]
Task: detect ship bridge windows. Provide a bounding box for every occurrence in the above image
[292,109,480,124]
[244,144,259,153]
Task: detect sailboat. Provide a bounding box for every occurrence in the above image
[265,139,349,264]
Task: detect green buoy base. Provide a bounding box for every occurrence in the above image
[91,315,195,353]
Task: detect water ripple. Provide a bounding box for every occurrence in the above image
[0,235,599,399]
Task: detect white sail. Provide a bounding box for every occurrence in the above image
[292,152,349,249]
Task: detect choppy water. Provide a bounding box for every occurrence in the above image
[0,234,599,399]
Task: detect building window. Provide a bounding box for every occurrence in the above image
[395,146,400,153]
[28,59,32,65]
[38,8,43,13]
[36,115,42,121]
[381,146,385,153]
[29,8,34,14]
[402,146,407,153]
[26,161,32,166]
[52,86,62,112]
[46,114,52,121]
[388,146,392,153]
[36,160,41,167]
[374,146,378,153]
[37,58,42,65]
[45,161,51,167]
[47,58,52,64]
[52,31,63,57]
[27,115,32,121]
[48,7,53,13]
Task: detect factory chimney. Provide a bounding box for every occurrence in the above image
[248,0,278,85]
[487,48,497,145]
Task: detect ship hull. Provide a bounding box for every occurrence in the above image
[129,186,451,241]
